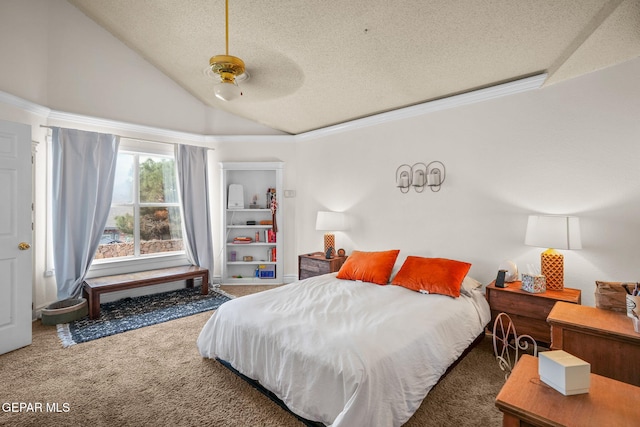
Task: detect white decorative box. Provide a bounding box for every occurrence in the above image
[538,350,590,395]
[521,273,546,293]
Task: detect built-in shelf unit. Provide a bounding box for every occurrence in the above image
[220,162,283,284]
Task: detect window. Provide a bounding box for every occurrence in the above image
[93,140,184,261]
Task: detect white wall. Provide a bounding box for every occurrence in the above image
[0,0,281,136]
[0,0,287,311]
[1,0,638,310]
[296,57,640,307]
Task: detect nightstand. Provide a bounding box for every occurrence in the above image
[298,252,347,280]
[485,281,581,346]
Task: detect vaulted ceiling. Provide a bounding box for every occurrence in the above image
[68,0,640,134]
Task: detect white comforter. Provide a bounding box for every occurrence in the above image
[197,274,491,427]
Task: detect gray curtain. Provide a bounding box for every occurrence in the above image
[176,144,214,284]
[52,128,120,300]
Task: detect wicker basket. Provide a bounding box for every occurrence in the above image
[594,281,629,313]
[41,298,88,325]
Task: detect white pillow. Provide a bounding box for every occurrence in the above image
[460,276,482,297]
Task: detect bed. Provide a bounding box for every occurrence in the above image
[197,252,491,427]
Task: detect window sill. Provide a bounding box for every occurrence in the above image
[86,252,190,279]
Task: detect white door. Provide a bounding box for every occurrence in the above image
[0,120,32,355]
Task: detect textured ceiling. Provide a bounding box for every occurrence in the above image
[67,0,640,135]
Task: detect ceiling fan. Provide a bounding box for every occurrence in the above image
[205,0,304,103]
[207,0,248,101]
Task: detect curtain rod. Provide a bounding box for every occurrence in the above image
[39,125,213,149]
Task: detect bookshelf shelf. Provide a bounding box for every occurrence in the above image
[221,162,283,284]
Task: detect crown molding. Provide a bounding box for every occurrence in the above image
[1,73,545,143]
[46,109,206,144]
[203,134,295,144]
[296,73,547,142]
[0,91,51,117]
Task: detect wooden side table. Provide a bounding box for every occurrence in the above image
[298,252,347,280]
[495,354,640,427]
[485,281,581,346]
[547,301,640,386]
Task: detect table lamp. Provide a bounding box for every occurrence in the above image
[524,215,581,290]
[315,211,347,256]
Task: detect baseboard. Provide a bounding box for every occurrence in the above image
[214,274,298,286]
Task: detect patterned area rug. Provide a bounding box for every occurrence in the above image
[56,286,232,347]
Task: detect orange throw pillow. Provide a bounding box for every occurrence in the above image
[336,250,400,285]
[391,256,471,297]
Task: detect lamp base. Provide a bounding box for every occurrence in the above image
[541,249,564,290]
[324,233,335,255]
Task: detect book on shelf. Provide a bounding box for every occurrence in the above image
[263,229,277,243]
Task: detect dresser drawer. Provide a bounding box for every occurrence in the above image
[298,253,347,280]
[489,290,558,321]
[300,258,330,274]
[486,282,581,346]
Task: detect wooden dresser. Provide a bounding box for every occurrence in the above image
[496,354,640,427]
[298,252,347,280]
[547,301,640,386]
[486,281,581,346]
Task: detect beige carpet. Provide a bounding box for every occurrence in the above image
[0,285,504,426]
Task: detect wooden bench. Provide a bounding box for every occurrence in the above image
[82,265,209,319]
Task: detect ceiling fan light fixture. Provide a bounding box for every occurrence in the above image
[214,79,242,101]
[209,54,245,101]
[208,0,246,101]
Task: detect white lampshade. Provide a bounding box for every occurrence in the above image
[524,215,582,250]
[316,211,347,255]
[315,211,347,231]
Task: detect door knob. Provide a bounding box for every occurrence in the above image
[18,242,31,250]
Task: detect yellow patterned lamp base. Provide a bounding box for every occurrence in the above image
[541,249,564,290]
[324,233,335,254]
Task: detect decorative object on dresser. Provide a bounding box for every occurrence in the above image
[594,280,633,312]
[498,260,518,282]
[538,350,590,396]
[494,270,507,288]
[485,281,581,346]
[298,252,348,280]
[315,211,347,255]
[524,215,582,290]
[520,273,546,293]
[547,301,640,386]
[623,283,640,319]
[495,354,640,427]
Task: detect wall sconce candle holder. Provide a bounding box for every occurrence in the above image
[412,162,427,193]
[395,161,445,193]
[426,161,446,192]
[396,164,412,193]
